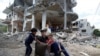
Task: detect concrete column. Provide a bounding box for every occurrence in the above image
[33,0,36,4]
[42,10,47,29]
[23,9,27,31]
[64,0,67,30]
[11,20,13,34]
[11,12,14,35]
[23,20,27,31]
[31,14,35,28]
[16,15,18,33]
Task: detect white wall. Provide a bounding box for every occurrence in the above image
[78,19,94,36]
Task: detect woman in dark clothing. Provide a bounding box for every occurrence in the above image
[25,28,37,56]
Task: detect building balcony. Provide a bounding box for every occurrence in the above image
[3,18,11,24]
[3,7,12,14]
[72,26,78,28]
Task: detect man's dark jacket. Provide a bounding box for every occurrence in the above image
[25,33,35,44]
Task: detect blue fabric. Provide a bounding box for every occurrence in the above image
[25,33,35,44]
[25,43,32,56]
[51,42,69,56]
[25,33,35,56]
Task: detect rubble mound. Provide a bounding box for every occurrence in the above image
[0,32,100,56]
[0,32,29,48]
[64,42,100,56]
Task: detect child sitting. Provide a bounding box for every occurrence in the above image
[46,34,54,46]
[47,34,69,56]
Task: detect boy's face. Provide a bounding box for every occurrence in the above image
[32,32,37,35]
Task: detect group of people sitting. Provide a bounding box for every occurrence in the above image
[25,28,69,56]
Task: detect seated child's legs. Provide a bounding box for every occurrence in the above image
[60,44,69,56]
[50,42,60,56]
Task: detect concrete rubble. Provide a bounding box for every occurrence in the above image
[0,32,100,56]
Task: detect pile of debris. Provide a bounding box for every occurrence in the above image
[0,32,100,56]
[55,32,100,48]
[0,32,29,48]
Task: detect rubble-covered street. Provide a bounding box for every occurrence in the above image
[0,32,100,56]
[0,0,100,56]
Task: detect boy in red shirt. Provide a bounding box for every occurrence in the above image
[46,34,54,46]
[47,34,69,56]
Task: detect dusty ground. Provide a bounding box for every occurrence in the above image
[0,33,100,56]
[65,42,100,56]
[0,41,100,56]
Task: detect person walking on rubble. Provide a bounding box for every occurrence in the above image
[25,28,37,56]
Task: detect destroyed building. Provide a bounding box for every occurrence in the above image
[72,19,94,36]
[3,0,78,34]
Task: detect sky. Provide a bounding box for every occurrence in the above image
[0,0,14,19]
[73,0,100,29]
[0,0,100,29]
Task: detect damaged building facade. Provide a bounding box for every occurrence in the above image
[72,19,94,36]
[3,0,78,34]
